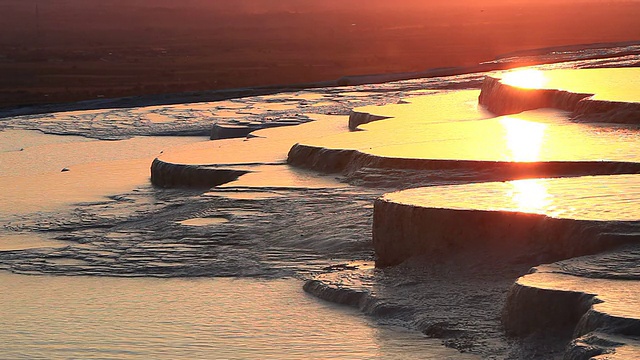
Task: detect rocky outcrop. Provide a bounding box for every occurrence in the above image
[502,264,640,359]
[502,277,598,336]
[478,76,640,125]
[287,142,640,181]
[478,76,591,115]
[573,98,640,124]
[372,200,635,268]
[576,307,640,338]
[348,110,390,131]
[211,120,306,140]
[150,158,248,188]
[210,123,263,140]
[565,332,640,360]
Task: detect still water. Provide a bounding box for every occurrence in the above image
[0,273,469,359]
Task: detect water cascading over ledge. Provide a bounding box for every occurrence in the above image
[372,176,639,265]
[371,175,640,358]
[478,76,591,115]
[373,193,636,267]
[478,68,640,124]
[287,142,640,182]
[502,263,640,338]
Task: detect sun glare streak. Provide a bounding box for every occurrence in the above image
[500,117,547,162]
[508,179,553,214]
[501,69,547,89]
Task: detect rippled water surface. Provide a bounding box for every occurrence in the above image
[0,273,470,360]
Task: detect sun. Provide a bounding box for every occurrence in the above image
[500,69,547,89]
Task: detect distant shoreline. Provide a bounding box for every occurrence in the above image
[1,40,639,119]
[1,0,639,110]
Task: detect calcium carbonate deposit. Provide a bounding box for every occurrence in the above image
[1,44,639,359]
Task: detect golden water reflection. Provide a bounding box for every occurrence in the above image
[500,69,548,89]
[306,97,639,163]
[507,179,553,215]
[500,117,547,162]
[386,175,639,221]
[500,68,640,102]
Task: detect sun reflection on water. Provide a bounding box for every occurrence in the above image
[507,179,553,215]
[500,117,547,162]
[500,69,548,89]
